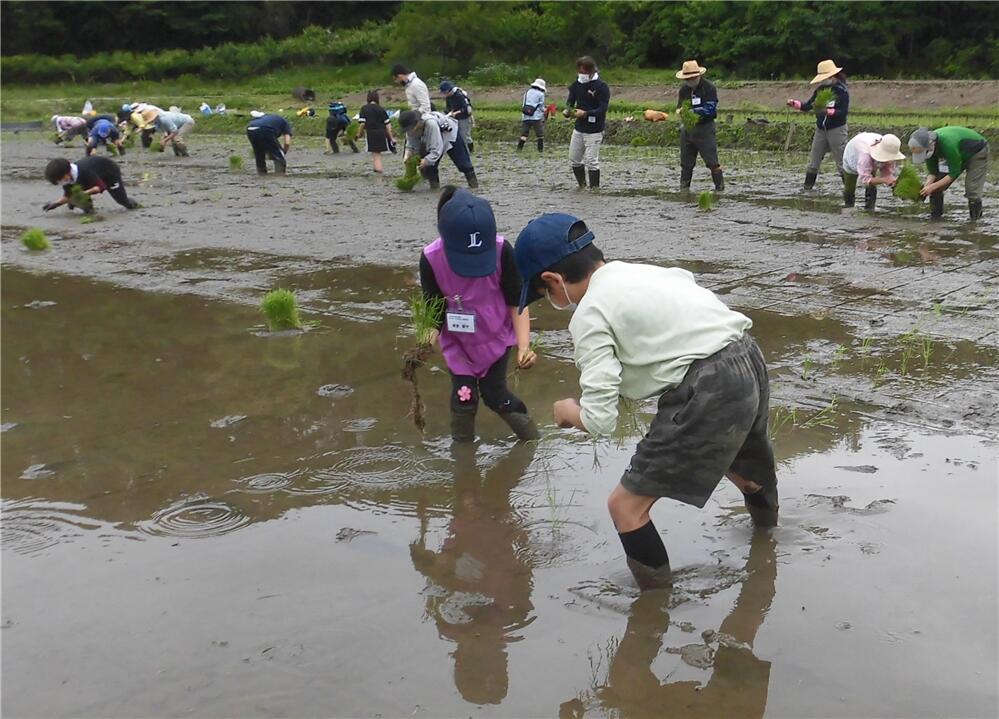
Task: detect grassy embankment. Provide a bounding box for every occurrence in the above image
[4,65,997,151]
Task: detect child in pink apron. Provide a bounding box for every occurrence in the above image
[419,187,540,442]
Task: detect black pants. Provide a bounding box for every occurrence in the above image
[680,122,720,170]
[247,130,286,174]
[450,348,527,416]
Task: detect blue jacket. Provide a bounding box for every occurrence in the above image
[444,88,472,120]
[802,80,849,130]
[248,114,293,137]
[677,78,718,126]
[88,119,120,143]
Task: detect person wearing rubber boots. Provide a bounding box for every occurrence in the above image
[675,60,723,191]
[565,56,610,189]
[518,78,547,153]
[85,118,125,156]
[246,113,293,175]
[514,213,779,589]
[399,110,478,189]
[909,126,989,221]
[154,109,195,157]
[787,59,850,190]
[841,132,905,209]
[440,81,474,154]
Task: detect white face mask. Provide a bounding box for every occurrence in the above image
[821,78,834,87]
[577,73,592,84]
[684,78,700,88]
[545,281,577,312]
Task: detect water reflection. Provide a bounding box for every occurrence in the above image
[410,442,537,705]
[561,532,777,719]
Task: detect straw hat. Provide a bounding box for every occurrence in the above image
[870,134,906,163]
[531,78,547,92]
[675,60,707,79]
[810,59,843,84]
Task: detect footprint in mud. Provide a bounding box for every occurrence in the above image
[137,495,251,539]
[316,383,354,399]
[210,414,247,429]
[805,494,896,514]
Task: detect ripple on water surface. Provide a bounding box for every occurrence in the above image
[289,445,451,498]
[137,495,251,539]
[1,499,105,555]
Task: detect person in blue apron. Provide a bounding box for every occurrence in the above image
[787,59,850,190]
[419,187,540,442]
[675,60,723,191]
[325,102,358,154]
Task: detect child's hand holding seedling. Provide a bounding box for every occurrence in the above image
[517,345,537,369]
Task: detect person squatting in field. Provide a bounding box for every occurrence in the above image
[419,187,540,443]
[399,110,478,189]
[246,113,293,175]
[565,56,610,189]
[518,78,547,153]
[841,132,905,209]
[787,59,850,190]
[325,101,358,154]
[154,110,195,157]
[675,59,724,191]
[42,156,139,211]
[909,126,990,220]
[514,214,779,588]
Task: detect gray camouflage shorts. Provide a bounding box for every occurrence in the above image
[621,333,777,508]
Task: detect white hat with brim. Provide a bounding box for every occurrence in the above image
[810,59,843,84]
[531,78,547,92]
[675,60,707,79]
[870,134,906,163]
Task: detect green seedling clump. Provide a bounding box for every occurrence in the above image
[122,132,136,149]
[812,87,835,114]
[229,154,244,171]
[21,227,50,251]
[396,155,421,192]
[402,292,446,432]
[68,184,94,213]
[149,140,165,153]
[345,121,361,143]
[894,164,923,202]
[261,288,302,331]
[698,190,714,210]
[678,100,699,128]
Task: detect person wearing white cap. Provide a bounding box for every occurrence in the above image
[518,78,547,153]
[908,126,989,220]
[786,59,850,190]
[675,60,723,191]
[841,132,906,209]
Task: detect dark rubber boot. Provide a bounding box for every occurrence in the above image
[500,412,540,441]
[349,141,359,153]
[744,485,779,528]
[864,185,878,210]
[969,200,983,220]
[468,142,474,154]
[588,169,600,188]
[450,407,477,443]
[464,170,479,189]
[422,166,440,190]
[843,189,855,207]
[626,557,673,590]
[537,138,543,153]
[517,139,525,151]
[331,141,340,154]
[680,166,693,190]
[711,167,724,191]
[572,165,586,188]
[930,193,944,219]
[804,170,817,190]
[141,130,153,149]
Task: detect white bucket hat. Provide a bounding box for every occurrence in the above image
[675,60,707,79]
[810,59,843,84]
[531,78,546,92]
[870,134,906,163]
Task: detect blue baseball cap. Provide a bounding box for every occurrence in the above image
[440,81,455,94]
[514,213,595,312]
[438,189,498,278]
[94,119,113,138]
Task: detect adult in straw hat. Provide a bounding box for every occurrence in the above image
[841,132,906,209]
[518,78,547,153]
[674,59,723,191]
[786,59,850,190]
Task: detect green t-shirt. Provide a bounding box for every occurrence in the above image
[927,126,987,179]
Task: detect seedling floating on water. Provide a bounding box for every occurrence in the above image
[229,154,244,171]
[261,288,302,331]
[893,165,923,202]
[21,228,50,251]
[396,155,421,192]
[812,87,835,115]
[698,191,714,210]
[401,292,446,432]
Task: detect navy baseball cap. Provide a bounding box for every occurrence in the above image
[515,213,595,312]
[438,189,498,278]
[440,81,455,93]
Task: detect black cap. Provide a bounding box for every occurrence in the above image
[398,110,420,130]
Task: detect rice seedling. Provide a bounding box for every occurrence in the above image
[107,142,120,156]
[149,140,165,153]
[260,288,302,332]
[768,406,796,440]
[893,164,923,202]
[512,336,543,387]
[873,360,889,386]
[345,121,361,143]
[798,397,838,429]
[229,154,244,171]
[68,184,94,213]
[396,155,421,192]
[122,132,136,149]
[859,337,874,354]
[921,336,934,369]
[831,344,848,368]
[698,190,714,210]
[812,87,835,114]
[678,100,699,128]
[801,354,815,380]
[79,215,96,225]
[20,228,50,251]
[401,292,446,432]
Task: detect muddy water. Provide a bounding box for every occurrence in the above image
[2,265,997,718]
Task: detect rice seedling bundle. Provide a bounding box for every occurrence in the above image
[21,228,50,250]
[893,164,923,202]
[396,155,421,192]
[261,288,302,331]
[401,292,446,432]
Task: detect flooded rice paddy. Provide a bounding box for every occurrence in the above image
[2,133,998,718]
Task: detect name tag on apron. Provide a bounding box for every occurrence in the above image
[446,312,476,334]
[692,97,702,106]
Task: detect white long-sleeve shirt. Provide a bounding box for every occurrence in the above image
[569,261,752,436]
[405,73,431,113]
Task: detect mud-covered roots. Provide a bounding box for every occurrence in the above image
[402,343,433,432]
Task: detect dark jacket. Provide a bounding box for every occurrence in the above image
[444,88,472,120]
[62,156,122,196]
[801,80,849,130]
[677,78,718,126]
[566,77,610,134]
